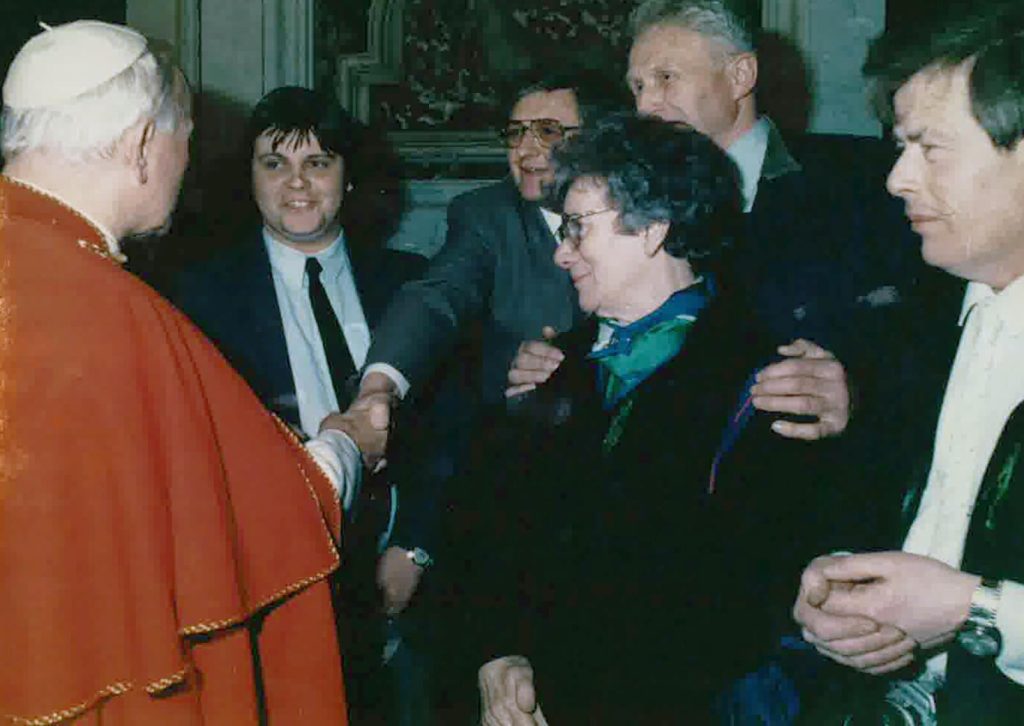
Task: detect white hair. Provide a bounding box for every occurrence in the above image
[1,49,185,163]
[630,0,755,54]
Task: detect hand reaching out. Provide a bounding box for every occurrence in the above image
[320,372,397,470]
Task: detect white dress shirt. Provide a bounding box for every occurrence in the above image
[306,429,363,512]
[904,276,1024,686]
[264,229,370,436]
[540,206,562,239]
[263,230,372,511]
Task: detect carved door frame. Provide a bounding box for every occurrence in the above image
[128,0,314,103]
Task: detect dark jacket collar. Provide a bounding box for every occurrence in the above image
[760,116,802,182]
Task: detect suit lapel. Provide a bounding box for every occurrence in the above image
[234,232,299,423]
[515,189,555,251]
[347,244,373,320]
[513,187,582,330]
[943,400,1024,722]
[962,401,1024,580]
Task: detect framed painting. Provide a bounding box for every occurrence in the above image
[317,0,638,177]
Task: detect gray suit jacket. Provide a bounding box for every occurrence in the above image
[365,177,580,403]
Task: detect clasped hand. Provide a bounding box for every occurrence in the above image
[479,656,548,726]
[793,552,979,674]
[320,372,398,470]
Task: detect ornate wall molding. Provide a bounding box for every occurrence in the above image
[332,0,640,167]
[263,0,315,91]
[336,0,406,123]
[178,0,201,87]
[762,0,811,46]
[334,0,504,166]
[126,0,201,87]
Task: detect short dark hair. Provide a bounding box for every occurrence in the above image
[864,1,1024,149]
[550,112,742,274]
[244,86,405,250]
[501,66,630,128]
[245,86,365,177]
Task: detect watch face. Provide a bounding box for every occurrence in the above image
[958,627,1001,657]
[408,548,431,567]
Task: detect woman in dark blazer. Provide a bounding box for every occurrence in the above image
[440,113,838,725]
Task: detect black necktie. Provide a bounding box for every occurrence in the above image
[305,257,357,408]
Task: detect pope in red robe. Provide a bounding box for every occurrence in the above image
[0,174,351,723]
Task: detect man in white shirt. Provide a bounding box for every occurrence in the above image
[171,86,426,723]
[794,2,1024,721]
[174,86,423,452]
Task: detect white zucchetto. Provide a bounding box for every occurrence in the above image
[3,20,147,110]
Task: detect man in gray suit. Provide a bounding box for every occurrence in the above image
[359,69,614,614]
[362,72,598,407]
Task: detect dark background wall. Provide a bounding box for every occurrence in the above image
[1,1,126,81]
[886,0,930,30]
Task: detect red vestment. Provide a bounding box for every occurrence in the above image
[0,176,349,724]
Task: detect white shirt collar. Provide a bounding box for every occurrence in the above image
[540,206,562,241]
[959,275,1024,336]
[262,228,350,291]
[6,174,124,262]
[724,117,770,212]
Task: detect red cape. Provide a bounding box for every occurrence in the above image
[0,177,349,724]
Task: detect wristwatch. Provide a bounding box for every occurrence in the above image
[405,547,434,569]
[957,578,1003,657]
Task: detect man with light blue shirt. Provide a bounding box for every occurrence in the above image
[626,0,925,431]
[173,87,422,444]
[171,86,425,724]
[506,0,924,446]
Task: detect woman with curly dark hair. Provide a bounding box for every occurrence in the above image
[441,113,833,725]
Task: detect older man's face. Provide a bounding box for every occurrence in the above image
[887,63,1024,289]
[506,89,580,201]
[140,77,192,236]
[627,23,745,149]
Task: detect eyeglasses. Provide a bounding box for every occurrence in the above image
[558,208,615,247]
[499,119,579,148]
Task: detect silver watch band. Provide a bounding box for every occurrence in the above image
[968,577,1002,628]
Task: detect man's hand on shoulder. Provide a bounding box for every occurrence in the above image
[479,656,548,726]
[751,339,850,440]
[506,327,563,398]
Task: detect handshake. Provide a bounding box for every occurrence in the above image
[319,371,400,472]
[792,551,980,675]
